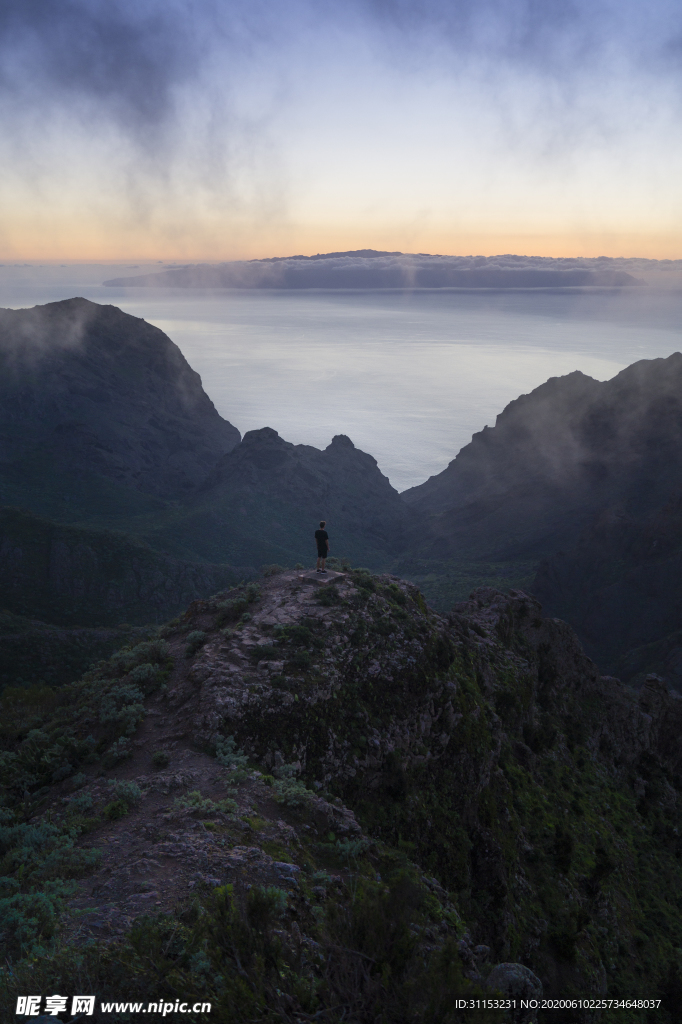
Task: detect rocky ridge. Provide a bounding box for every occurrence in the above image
[3,570,682,1020]
[403,354,682,561]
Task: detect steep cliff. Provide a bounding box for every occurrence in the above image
[0,298,240,522]
[2,571,682,1020]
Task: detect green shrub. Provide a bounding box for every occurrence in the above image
[215,736,250,783]
[99,682,145,734]
[272,764,314,808]
[316,587,342,606]
[107,779,142,806]
[152,750,170,768]
[352,569,376,592]
[552,825,574,873]
[387,583,407,605]
[216,598,249,625]
[288,650,311,670]
[0,821,100,883]
[0,888,64,955]
[103,799,129,820]
[102,736,132,767]
[261,564,286,577]
[127,662,163,690]
[185,630,208,657]
[274,624,318,648]
[174,790,237,815]
[250,644,280,662]
[215,585,261,627]
[109,640,171,678]
[247,885,288,924]
[66,791,93,814]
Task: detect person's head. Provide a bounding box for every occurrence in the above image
[320,520,326,528]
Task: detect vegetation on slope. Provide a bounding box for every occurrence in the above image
[0,571,681,1022]
[0,505,254,627]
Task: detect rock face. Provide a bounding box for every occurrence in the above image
[7,571,682,1016]
[0,505,254,627]
[148,426,423,568]
[403,354,682,560]
[0,298,240,519]
[486,963,543,1023]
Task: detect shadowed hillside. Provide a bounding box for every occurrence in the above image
[403,354,682,561]
[2,572,682,1021]
[533,497,682,686]
[0,298,240,523]
[0,506,254,627]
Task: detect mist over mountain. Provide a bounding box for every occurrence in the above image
[0,298,424,596]
[0,298,240,520]
[403,353,682,560]
[6,296,682,698]
[104,250,647,289]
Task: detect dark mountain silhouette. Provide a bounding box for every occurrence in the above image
[403,354,682,560]
[0,298,240,522]
[138,427,423,568]
[0,300,426,605]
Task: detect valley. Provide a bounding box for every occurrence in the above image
[2,295,682,1021]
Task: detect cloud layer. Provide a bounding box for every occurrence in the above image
[1,1,682,258]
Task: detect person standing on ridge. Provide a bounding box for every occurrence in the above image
[315,520,329,573]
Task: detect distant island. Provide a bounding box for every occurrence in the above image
[103,249,651,289]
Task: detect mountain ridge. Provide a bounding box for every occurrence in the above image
[403,353,682,559]
[2,571,682,1018]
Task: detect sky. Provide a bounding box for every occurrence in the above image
[1,0,682,261]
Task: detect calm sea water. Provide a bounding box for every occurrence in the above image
[1,264,681,490]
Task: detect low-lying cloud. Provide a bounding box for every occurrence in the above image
[103,251,681,289]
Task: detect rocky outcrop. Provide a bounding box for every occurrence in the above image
[0,298,240,520]
[4,571,682,1016]
[402,354,682,560]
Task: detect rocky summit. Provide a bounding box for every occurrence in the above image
[2,568,682,1022]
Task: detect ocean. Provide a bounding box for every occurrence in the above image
[1,264,681,491]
